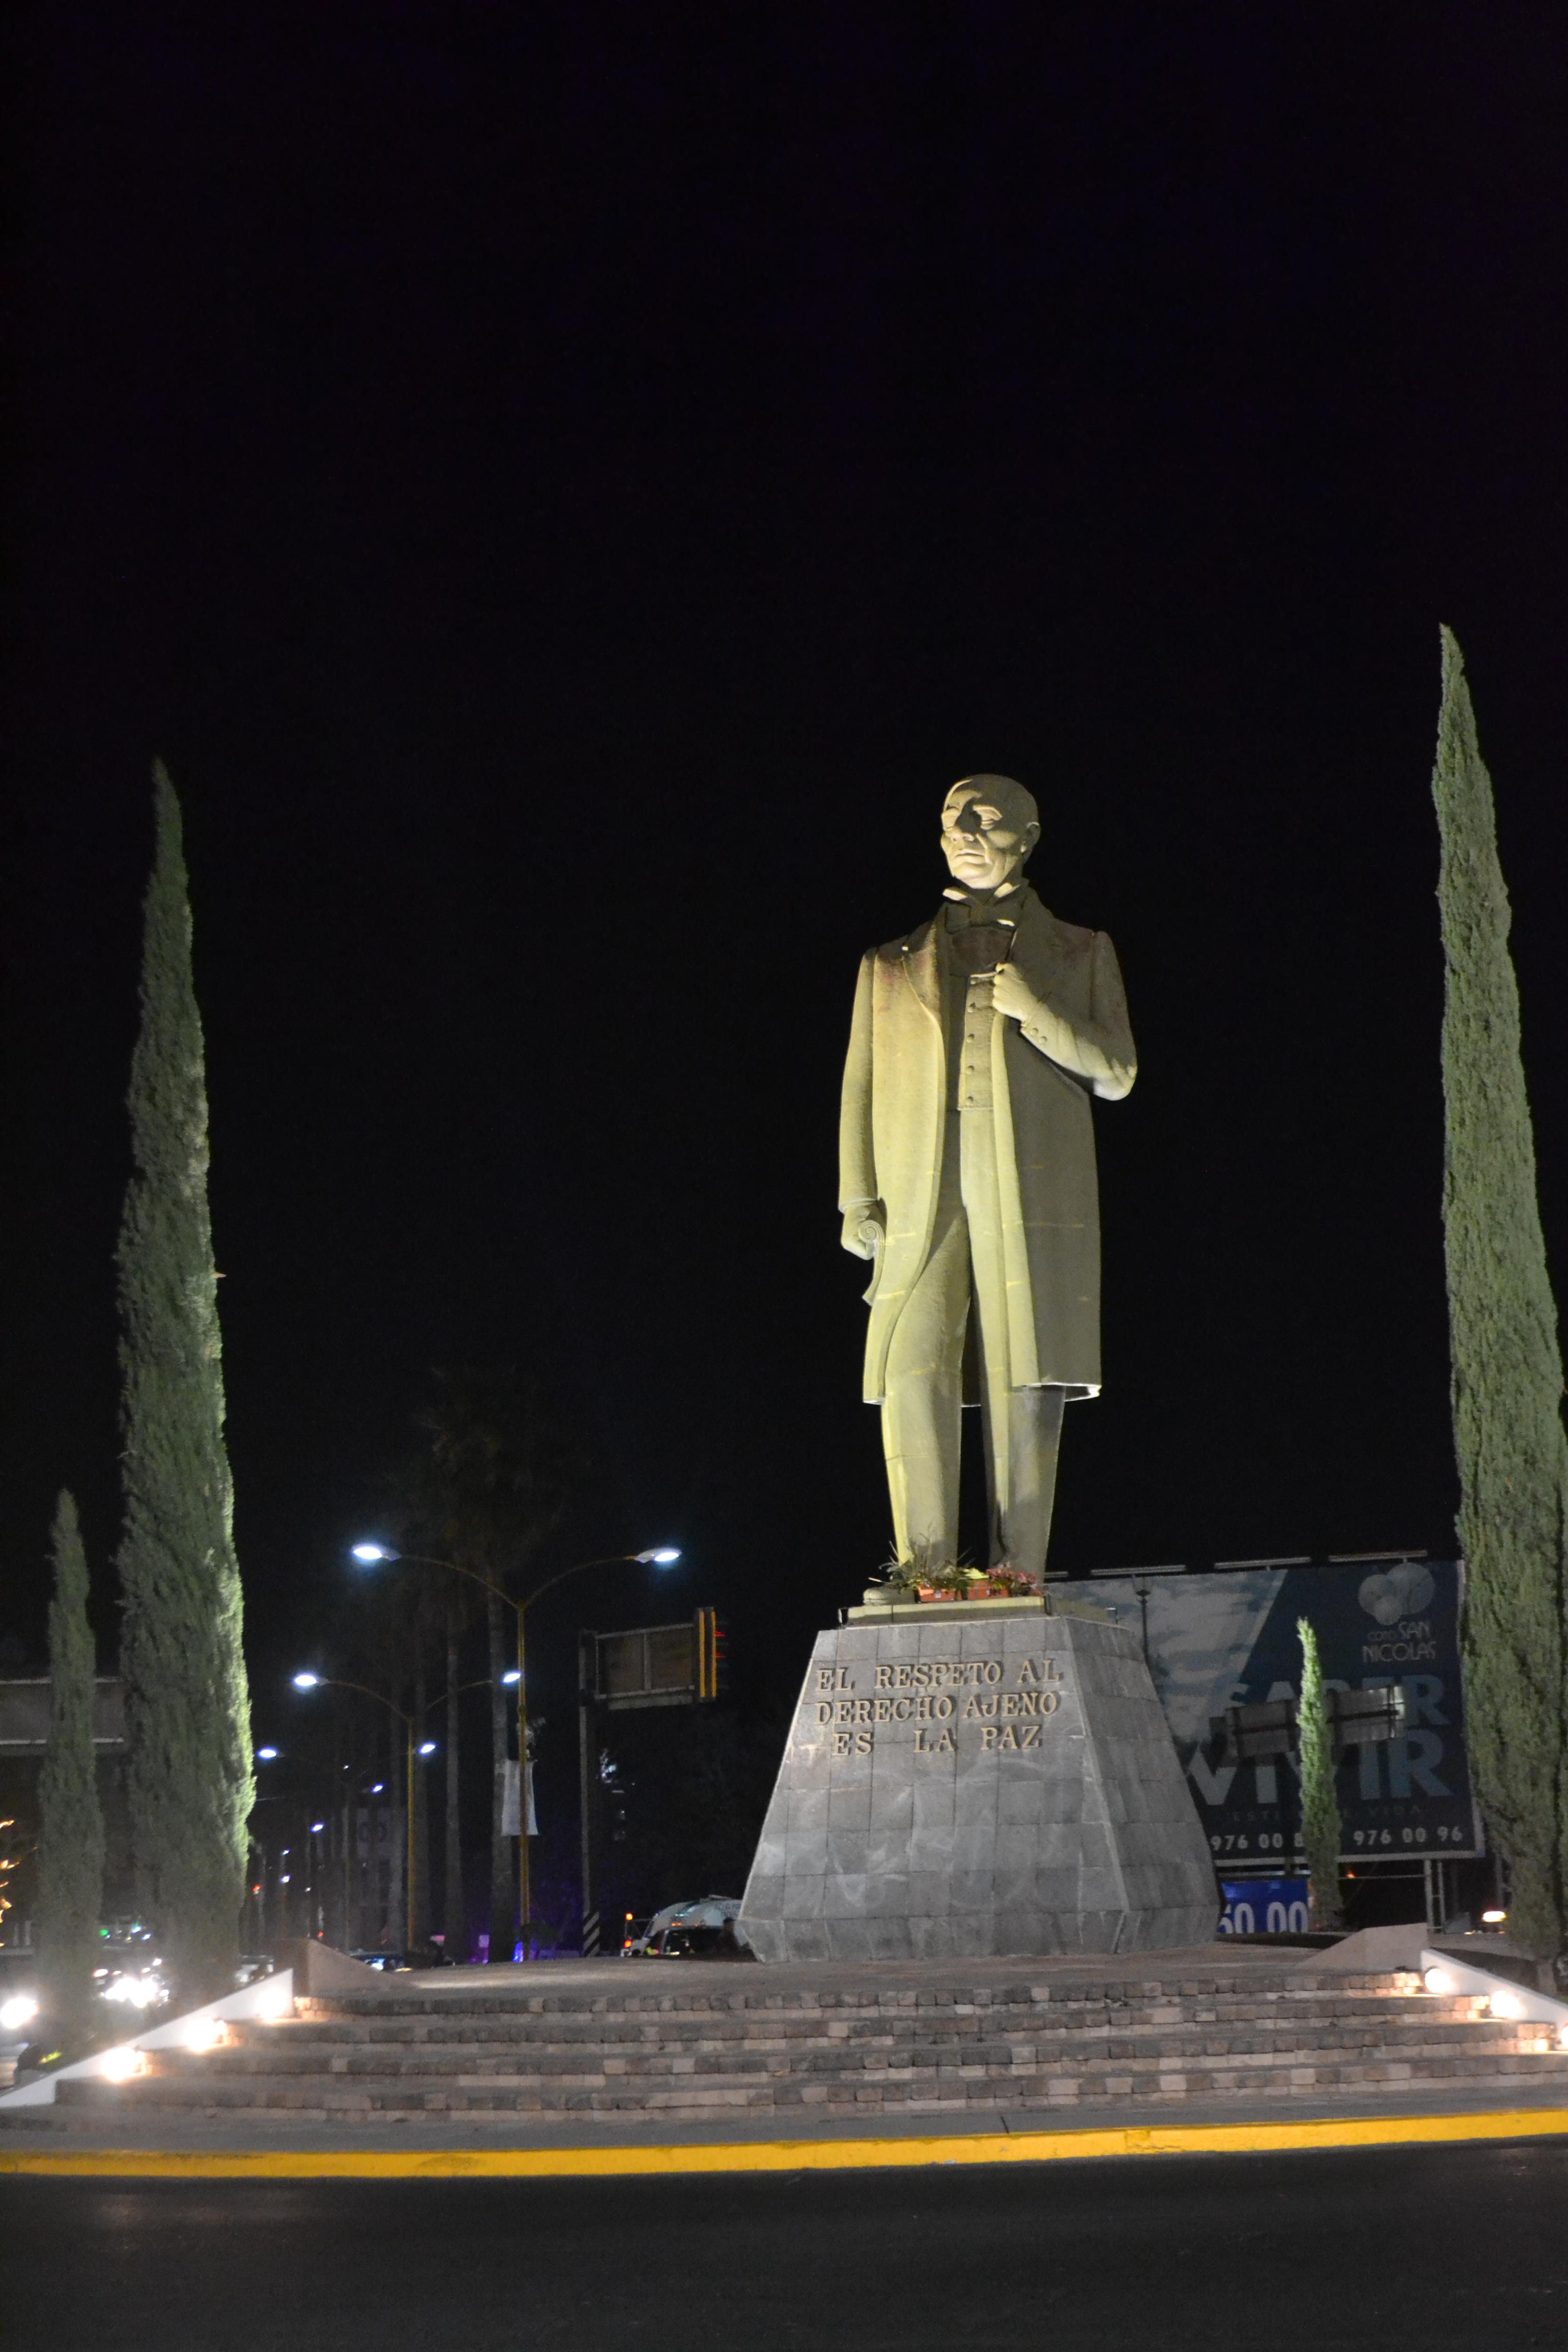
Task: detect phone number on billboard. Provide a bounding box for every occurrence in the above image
[1350,1824,1471,1847]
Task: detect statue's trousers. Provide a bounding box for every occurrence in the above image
[880,1106,1067,1576]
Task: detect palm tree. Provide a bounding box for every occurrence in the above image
[404,1367,585,1961]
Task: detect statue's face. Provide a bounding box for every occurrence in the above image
[940,782,1039,892]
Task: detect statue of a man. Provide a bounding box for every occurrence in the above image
[839,775,1136,1581]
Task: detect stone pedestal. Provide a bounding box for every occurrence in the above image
[739,1598,1217,1962]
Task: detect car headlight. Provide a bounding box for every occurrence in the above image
[0,1995,38,2033]
[102,1973,163,2008]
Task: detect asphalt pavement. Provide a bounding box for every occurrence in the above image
[4,2137,1566,2350]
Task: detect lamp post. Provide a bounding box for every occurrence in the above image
[292,1673,438,1949]
[307,1820,326,1940]
[350,1543,681,1956]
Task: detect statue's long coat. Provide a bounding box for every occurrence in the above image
[839,889,1136,1405]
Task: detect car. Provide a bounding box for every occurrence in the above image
[0,1951,41,2076]
[94,1938,172,2015]
[621,1900,693,1956]
[622,1897,753,1959]
[6,1937,170,2087]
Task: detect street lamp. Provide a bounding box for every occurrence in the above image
[353,1543,681,1570]
[349,1540,683,1956]
[291,1671,438,1943]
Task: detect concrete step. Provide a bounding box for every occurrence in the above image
[235,1991,1490,2047]
[59,2045,1568,2120]
[60,2019,1568,2121]
[297,1965,1409,2020]
[87,2010,1545,2079]
[256,1998,1472,2060]
[60,1963,1566,2124]
[198,1988,1538,2054]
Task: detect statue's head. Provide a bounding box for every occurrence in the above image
[940,774,1039,893]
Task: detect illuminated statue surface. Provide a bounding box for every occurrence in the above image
[839,775,1136,1580]
[738,830,1214,1964]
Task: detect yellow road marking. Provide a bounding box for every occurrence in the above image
[4,2106,1568,2178]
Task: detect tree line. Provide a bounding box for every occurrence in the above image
[30,774,608,2054]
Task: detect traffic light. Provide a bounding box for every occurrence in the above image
[695,1607,729,1700]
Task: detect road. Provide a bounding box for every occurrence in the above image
[4,2140,1565,2349]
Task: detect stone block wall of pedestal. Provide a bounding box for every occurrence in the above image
[739,1603,1218,1962]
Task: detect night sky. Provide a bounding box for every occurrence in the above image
[4,7,1567,1745]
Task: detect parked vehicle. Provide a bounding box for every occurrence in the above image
[622,1897,752,1959]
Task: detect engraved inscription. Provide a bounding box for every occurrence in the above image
[913,1726,958,1755]
[960,1689,1060,1720]
[816,1694,955,1727]
[872,1659,1010,1688]
[804,1655,1067,1762]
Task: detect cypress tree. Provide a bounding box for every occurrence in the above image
[1432,627,1568,1964]
[1296,1617,1343,1931]
[37,1491,106,2049]
[116,764,253,1993]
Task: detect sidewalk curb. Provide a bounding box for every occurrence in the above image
[5,2105,1568,2178]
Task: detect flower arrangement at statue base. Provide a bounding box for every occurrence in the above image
[861,1558,1039,1607]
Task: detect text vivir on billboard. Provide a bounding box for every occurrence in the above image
[1084,1560,1482,1864]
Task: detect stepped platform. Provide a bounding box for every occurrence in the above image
[37,1946,1568,2134]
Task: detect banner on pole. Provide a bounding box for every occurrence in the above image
[501,1758,537,1837]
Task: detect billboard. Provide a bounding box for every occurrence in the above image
[584,1611,726,1711]
[0,1678,126,1753]
[1218,1877,1310,1934]
[1082,1560,1482,1863]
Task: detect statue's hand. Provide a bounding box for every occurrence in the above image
[842,1204,885,1261]
[990,961,1044,1026]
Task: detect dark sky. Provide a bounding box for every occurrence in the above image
[4,5,1567,1725]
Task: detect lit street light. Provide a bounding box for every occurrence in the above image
[255,1746,280,1761]
[353,1541,682,1570]
[291,1670,440,1940]
[349,1540,683,1955]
